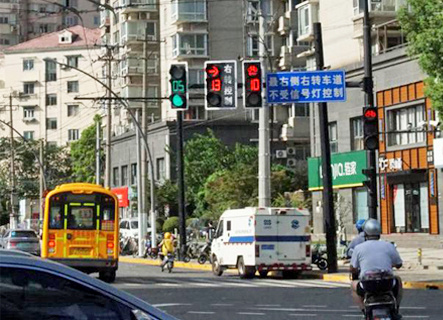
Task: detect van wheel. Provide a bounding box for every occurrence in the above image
[99,270,116,283]
[258,271,268,278]
[212,256,223,276]
[237,257,255,279]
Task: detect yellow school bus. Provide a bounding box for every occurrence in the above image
[42,183,119,282]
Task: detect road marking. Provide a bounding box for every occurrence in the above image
[254,307,361,313]
[187,311,215,314]
[289,314,317,317]
[403,317,429,319]
[211,303,234,307]
[253,279,294,288]
[153,303,192,307]
[222,279,259,287]
[238,312,266,316]
[341,315,363,318]
[113,283,145,288]
[302,305,327,308]
[156,283,181,287]
[256,304,281,307]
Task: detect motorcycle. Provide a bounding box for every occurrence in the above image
[311,244,328,270]
[360,270,399,320]
[197,240,212,264]
[183,241,200,263]
[143,239,158,259]
[120,235,138,256]
[161,253,175,273]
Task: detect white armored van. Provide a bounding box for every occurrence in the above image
[211,207,312,278]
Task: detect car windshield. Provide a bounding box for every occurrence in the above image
[10,231,37,238]
[130,221,138,229]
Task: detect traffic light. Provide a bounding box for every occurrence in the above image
[363,105,378,150]
[169,63,188,110]
[243,61,262,108]
[204,60,237,110]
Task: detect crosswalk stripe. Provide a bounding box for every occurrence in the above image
[252,279,296,288]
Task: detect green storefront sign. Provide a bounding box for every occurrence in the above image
[308,150,367,191]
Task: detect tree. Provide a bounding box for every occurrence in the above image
[70,115,104,183]
[398,0,443,117]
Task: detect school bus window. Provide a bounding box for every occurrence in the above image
[49,206,63,229]
[68,207,95,229]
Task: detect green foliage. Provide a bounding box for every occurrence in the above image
[155,180,178,218]
[162,216,179,232]
[398,0,443,116]
[70,115,104,183]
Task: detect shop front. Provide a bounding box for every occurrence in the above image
[377,81,440,235]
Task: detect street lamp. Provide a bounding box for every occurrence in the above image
[42,58,158,249]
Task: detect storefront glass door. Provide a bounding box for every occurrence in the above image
[392,183,428,233]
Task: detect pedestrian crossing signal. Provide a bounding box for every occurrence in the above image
[363,106,378,150]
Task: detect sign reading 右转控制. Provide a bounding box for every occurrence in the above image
[308,150,367,191]
[266,70,346,104]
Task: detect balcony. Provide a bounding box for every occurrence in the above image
[119,0,157,13]
[121,86,159,108]
[172,0,207,24]
[100,10,110,27]
[278,44,311,70]
[296,0,319,42]
[374,19,407,55]
[172,33,208,59]
[120,21,156,44]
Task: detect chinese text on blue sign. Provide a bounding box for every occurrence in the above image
[266,70,346,104]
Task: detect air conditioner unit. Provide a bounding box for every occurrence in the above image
[287,158,297,167]
[288,116,296,127]
[276,150,287,159]
[277,16,290,34]
[23,117,35,122]
[287,147,296,156]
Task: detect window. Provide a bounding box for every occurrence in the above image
[45,60,57,81]
[68,129,79,141]
[293,103,309,117]
[64,0,78,8]
[329,122,338,153]
[121,165,128,186]
[172,33,207,57]
[23,107,35,119]
[189,69,204,85]
[113,167,119,186]
[387,104,426,147]
[46,94,57,106]
[23,131,34,140]
[156,158,165,180]
[67,81,79,93]
[67,104,79,117]
[184,105,205,120]
[0,16,8,24]
[23,82,35,94]
[0,267,133,318]
[297,2,318,38]
[353,187,369,222]
[247,35,259,57]
[47,118,57,130]
[227,220,231,231]
[0,38,10,45]
[23,59,34,71]
[93,15,100,26]
[351,117,364,150]
[130,163,137,185]
[64,15,79,26]
[66,56,78,68]
[172,0,206,21]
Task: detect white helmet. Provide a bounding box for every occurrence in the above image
[363,218,381,237]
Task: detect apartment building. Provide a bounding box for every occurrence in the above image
[107,0,312,217]
[0,26,104,146]
[304,0,442,240]
[0,0,100,49]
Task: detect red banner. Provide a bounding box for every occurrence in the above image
[111,186,129,208]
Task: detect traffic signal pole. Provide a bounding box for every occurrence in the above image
[177,111,186,260]
[258,0,271,207]
[313,23,338,273]
[363,0,378,220]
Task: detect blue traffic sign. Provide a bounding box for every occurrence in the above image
[266,70,346,104]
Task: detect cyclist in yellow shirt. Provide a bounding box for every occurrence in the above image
[159,232,175,271]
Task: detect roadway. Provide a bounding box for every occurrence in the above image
[112,262,443,320]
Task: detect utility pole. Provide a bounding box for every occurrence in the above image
[39,140,44,222]
[141,25,148,247]
[313,22,338,273]
[104,46,113,188]
[9,94,17,229]
[258,0,271,207]
[177,111,186,260]
[96,119,101,185]
[136,110,144,257]
[363,0,377,220]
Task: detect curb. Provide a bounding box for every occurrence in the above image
[322,273,443,290]
[119,256,213,271]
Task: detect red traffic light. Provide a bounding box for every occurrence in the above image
[363,107,377,121]
[206,65,220,78]
[247,64,259,77]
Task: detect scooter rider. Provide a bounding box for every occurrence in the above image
[350,219,403,319]
[346,219,366,258]
[159,232,175,272]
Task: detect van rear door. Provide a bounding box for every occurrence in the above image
[276,214,309,261]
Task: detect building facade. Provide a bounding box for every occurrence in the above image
[0,0,100,49]
[305,0,442,240]
[0,26,104,146]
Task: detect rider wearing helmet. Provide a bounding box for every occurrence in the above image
[346,219,366,258]
[350,219,403,319]
[159,232,175,271]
